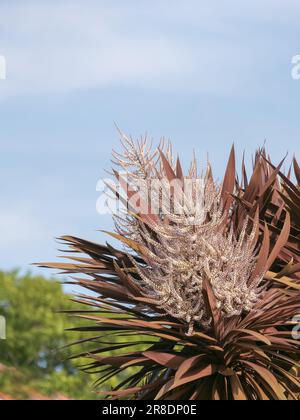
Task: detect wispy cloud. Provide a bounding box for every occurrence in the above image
[1,0,297,98]
[0,2,193,96]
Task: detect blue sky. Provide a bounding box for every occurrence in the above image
[0,0,300,275]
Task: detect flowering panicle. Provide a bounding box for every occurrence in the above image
[112,137,265,334]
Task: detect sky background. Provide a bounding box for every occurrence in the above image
[0,0,300,276]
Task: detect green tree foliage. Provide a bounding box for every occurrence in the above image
[0,270,101,399]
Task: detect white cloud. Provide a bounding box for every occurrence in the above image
[0,2,194,97]
[0,0,297,98]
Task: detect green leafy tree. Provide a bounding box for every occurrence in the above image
[0,270,100,399]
